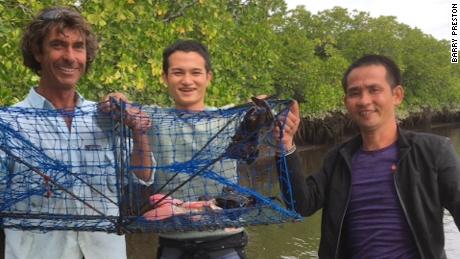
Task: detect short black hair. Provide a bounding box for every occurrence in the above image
[162,39,212,74]
[342,54,402,91]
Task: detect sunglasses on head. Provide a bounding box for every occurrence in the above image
[39,8,75,20]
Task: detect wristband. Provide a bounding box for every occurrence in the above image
[277,144,296,156]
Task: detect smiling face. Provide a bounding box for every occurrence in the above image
[34,26,86,91]
[162,51,212,111]
[344,65,404,134]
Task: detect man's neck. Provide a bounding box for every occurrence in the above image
[360,123,398,151]
[35,86,77,110]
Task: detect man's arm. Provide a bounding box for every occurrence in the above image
[273,100,300,151]
[129,117,153,182]
[275,100,325,216]
[102,92,154,183]
[277,150,328,216]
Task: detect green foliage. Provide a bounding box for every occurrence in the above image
[273,6,460,116]
[0,1,458,118]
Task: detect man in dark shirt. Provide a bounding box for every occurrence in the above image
[277,54,460,258]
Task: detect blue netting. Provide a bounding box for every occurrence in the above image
[0,99,301,233]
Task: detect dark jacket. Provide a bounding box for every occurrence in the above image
[281,129,460,259]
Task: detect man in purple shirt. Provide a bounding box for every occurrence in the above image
[277,55,460,258]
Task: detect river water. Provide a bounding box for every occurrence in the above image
[245,125,460,259]
[125,126,460,258]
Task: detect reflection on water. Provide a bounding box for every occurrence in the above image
[247,126,460,259]
[444,210,460,258]
[431,125,460,259]
[246,211,321,259]
[246,145,328,259]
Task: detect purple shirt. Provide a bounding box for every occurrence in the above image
[343,143,419,258]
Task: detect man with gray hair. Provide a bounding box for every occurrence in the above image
[2,6,153,259]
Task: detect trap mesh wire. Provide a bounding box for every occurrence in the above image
[0,100,301,233]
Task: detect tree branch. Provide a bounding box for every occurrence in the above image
[162,0,199,23]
